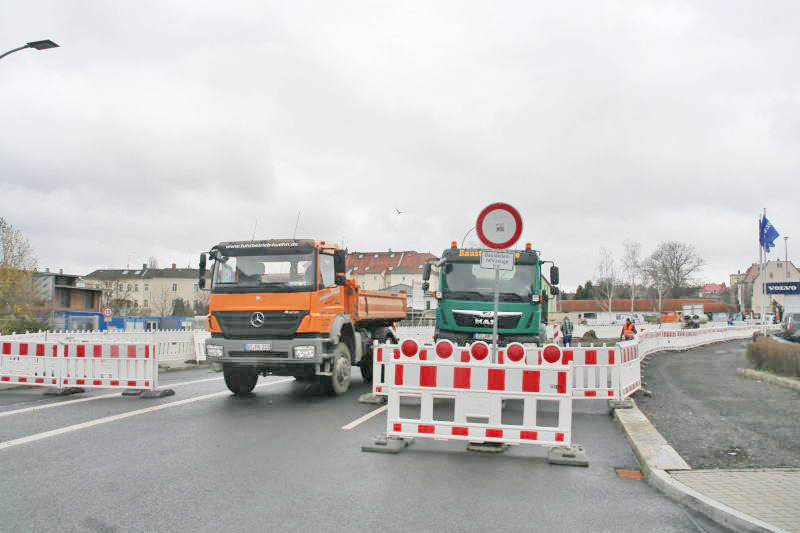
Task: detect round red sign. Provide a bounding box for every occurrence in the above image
[475,203,523,249]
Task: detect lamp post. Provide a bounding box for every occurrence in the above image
[0,40,59,61]
[785,236,790,279]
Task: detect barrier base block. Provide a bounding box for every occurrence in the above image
[121,389,145,396]
[140,389,175,399]
[44,387,85,396]
[467,442,508,454]
[362,434,413,454]
[548,444,589,467]
[608,399,635,411]
[357,393,387,405]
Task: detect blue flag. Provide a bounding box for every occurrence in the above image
[759,216,779,252]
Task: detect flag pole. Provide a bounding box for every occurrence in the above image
[761,208,767,334]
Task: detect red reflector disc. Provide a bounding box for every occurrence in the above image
[435,341,453,358]
[506,343,524,362]
[401,339,418,357]
[470,342,489,360]
[543,345,561,363]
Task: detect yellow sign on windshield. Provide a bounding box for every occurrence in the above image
[459,250,521,259]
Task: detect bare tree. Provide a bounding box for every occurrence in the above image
[150,287,173,316]
[147,256,159,269]
[622,240,642,312]
[644,241,704,298]
[594,248,617,314]
[640,256,666,312]
[0,218,38,321]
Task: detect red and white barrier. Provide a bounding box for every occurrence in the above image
[0,340,158,391]
[378,338,574,447]
[0,341,62,387]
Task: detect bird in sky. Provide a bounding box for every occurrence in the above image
[395,207,404,215]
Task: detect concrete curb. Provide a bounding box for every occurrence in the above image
[614,403,786,533]
[736,368,800,392]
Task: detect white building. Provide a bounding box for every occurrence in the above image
[85,263,207,315]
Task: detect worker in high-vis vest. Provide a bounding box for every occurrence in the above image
[620,318,637,340]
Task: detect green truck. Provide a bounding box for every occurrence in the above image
[423,243,559,346]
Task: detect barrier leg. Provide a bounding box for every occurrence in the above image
[548,444,589,467]
[44,387,85,396]
[362,433,414,454]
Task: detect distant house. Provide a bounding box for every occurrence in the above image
[84,263,207,316]
[346,250,438,293]
[699,283,726,298]
[33,269,102,313]
[735,260,800,315]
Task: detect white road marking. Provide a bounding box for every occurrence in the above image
[341,405,387,430]
[0,377,294,451]
[0,376,224,419]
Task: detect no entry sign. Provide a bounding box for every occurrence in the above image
[476,203,523,249]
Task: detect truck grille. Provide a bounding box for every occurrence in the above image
[213,311,308,339]
[452,311,522,329]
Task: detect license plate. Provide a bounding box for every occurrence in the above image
[474,333,493,340]
[244,343,272,352]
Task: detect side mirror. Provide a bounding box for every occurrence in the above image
[198,253,207,289]
[333,250,346,274]
[422,282,429,292]
[550,265,559,286]
[551,286,559,296]
[422,263,432,281]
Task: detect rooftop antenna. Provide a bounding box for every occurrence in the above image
[292,211,301,239]
[251,218,258,240]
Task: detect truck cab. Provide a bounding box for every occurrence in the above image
[199,239,405,395]
[425,242,559,346]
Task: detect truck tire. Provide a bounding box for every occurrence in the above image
[323,343,352,395]
[360,327,396,382]
[224,367,258,395]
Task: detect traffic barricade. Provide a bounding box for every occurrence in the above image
[0,341,62,387]
[61,342,158,391]
[380,339,574,447]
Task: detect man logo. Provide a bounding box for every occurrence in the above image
[249,312,265,328]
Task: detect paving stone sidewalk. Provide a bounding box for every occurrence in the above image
[670,469,800,533]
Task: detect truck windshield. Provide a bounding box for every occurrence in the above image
[443,263,537,302]
[211,253,316,292]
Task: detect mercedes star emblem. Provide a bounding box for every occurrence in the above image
[249,311,265,328]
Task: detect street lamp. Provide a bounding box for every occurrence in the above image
[0,40,59,61]
[785,236,790,279]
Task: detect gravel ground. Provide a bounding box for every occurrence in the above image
[635,338,800,469]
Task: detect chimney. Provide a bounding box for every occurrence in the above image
[172,263,176,269]
[59,269,63,274]
[142,263,147,270]
[45,267,50,273]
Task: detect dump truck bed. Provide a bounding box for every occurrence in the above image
[351,289,407,323]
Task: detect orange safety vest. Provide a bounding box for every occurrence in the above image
[623,322,636,339]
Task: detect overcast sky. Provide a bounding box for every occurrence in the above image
[2,1,798,291]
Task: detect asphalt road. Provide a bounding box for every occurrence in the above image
[0,368,727,532]
[636,338,800,469]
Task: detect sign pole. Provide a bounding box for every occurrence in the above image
[492,267,499,363]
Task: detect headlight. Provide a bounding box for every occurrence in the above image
[293,345,315,359]
[206,344,223,358]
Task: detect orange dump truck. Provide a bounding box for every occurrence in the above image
[199,239,406,395]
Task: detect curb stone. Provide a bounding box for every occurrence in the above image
[736,368,800,393]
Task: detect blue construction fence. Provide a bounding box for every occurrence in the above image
[51,311,195,332]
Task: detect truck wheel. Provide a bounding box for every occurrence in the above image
[224,367,258,395]
[324,343,352,395]
[360,355,373,382]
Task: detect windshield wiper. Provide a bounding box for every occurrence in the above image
[499,292,525,302]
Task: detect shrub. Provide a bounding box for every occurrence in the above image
[746,337,800,378]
